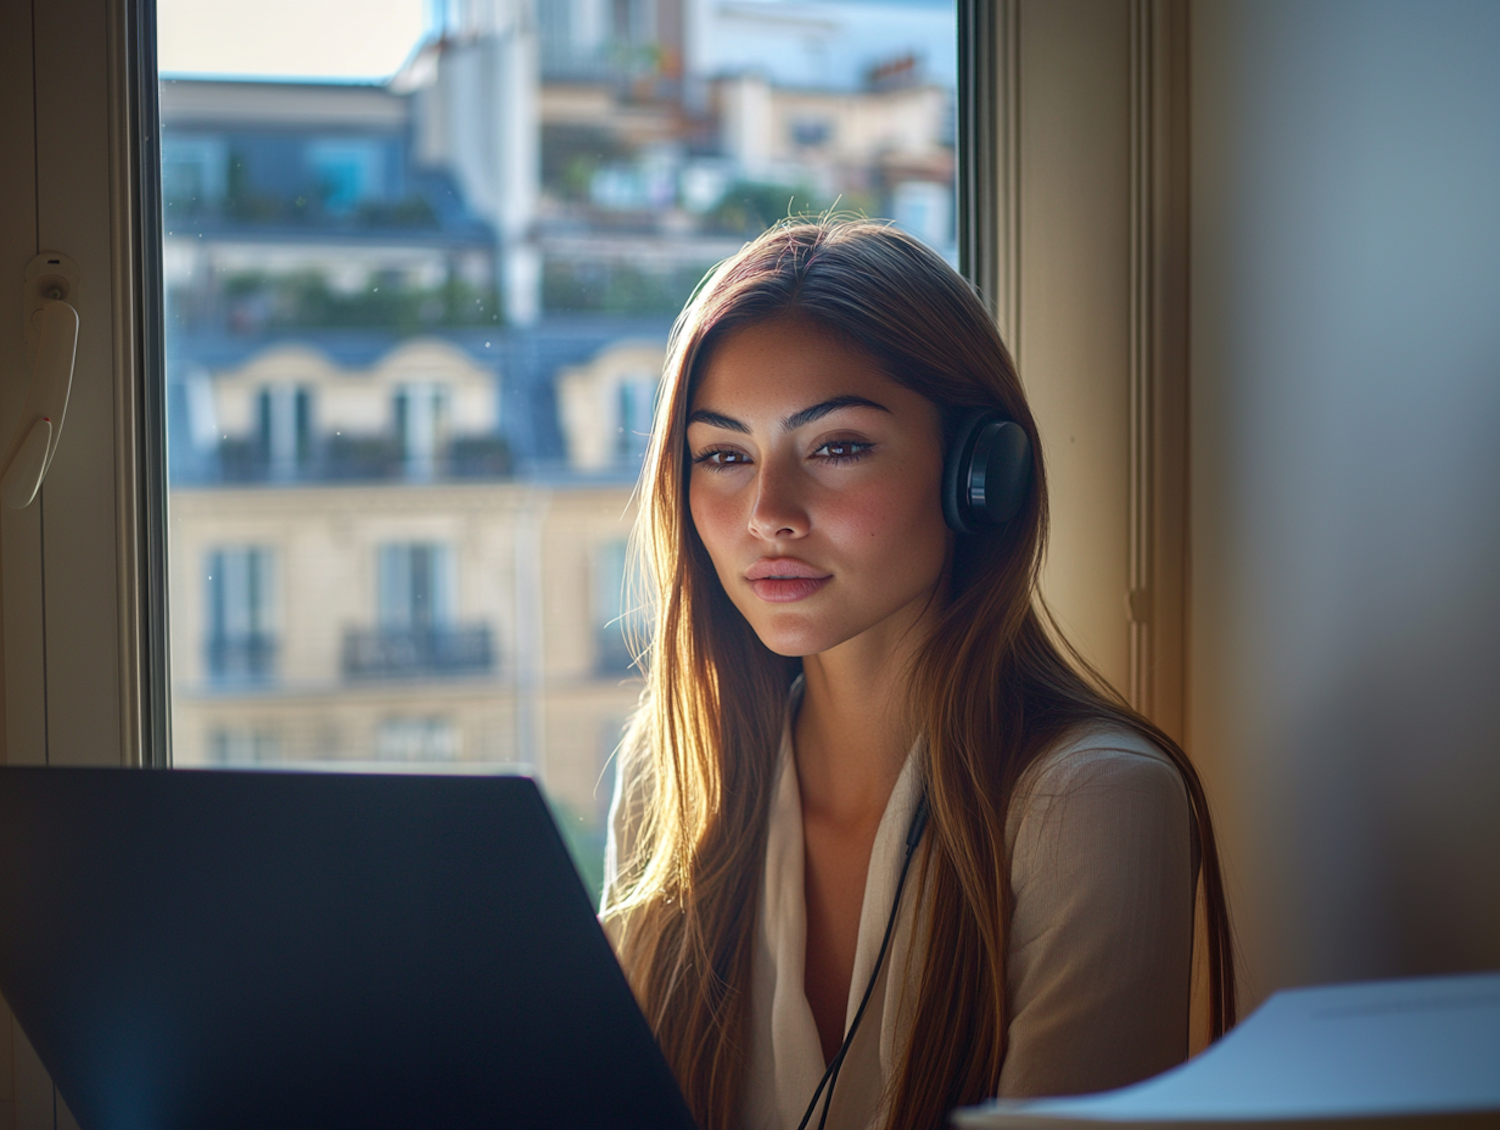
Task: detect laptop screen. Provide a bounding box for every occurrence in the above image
[0,767,698,1130]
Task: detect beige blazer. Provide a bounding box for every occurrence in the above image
[604,686,1195,1130]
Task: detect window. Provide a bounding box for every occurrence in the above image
[255,384,314,481]
[374,717,460,762]
[593,539,633,675]
[393,383,449,482]
[204,547,277,684]
[344,543,493,680]
[162,135,228,210]
[306,138,389,214]
[559,344,667,473]
[378,542,454,631]
[154,0,957,888]
[210,727,283,765]
[617,376,655,463]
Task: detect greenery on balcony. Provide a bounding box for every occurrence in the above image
[217,270,502,334]
[164,149,442,229]
[542,259,710,316]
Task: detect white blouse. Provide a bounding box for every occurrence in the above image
[604,686,1196,1130]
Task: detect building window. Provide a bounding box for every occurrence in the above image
[374,717,460,762]
[791,117,832,148]
[162,135,228,210]
[256,385,314,481]
[343,543,494,680]
[593,539,634,674]
[306,138,387,214]
[205,547,277,684]
[209,727,282,765]
[394,383,449,482]
[379,542,453,630]
[616,375,655,463]
[891,180,954,253]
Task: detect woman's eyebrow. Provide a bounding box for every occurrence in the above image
[782,395,890,431]
[686,408,749,433]
[686,395,890,435]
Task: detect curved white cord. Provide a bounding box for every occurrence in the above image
[2,296,79,509]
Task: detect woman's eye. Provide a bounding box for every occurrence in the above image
[813,439,873,462]
[694,448,751,468]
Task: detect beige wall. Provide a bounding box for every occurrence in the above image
[718,72,951,189]
[1186,0,1500,1006]
[999,0,1500,1013]
[1013,0,1135,697]
[1000,0,1192,733]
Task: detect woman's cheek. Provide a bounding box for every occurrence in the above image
[689,476,741,558]
[826,475,929,545]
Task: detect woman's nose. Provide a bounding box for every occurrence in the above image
[748,460,809,540]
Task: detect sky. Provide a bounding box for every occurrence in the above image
[157,0,955,87]
[157,0,427,81]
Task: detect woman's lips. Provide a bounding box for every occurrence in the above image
[749,576,831,602]
[745,558,831,603]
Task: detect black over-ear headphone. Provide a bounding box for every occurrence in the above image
[942,410,1033,535]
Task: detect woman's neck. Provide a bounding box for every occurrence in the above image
[793,614,925,825]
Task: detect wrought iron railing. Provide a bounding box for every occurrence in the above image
[342,624,494,680]
[205,633,278,684]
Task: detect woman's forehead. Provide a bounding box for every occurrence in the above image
[689,317,900,411]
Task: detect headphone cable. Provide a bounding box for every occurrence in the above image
[795,794,930,1130]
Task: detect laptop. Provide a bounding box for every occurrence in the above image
[0,766,700,1130]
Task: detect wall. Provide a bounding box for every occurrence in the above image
[998,0,1500,1013]
[1015,0,1135,698]
[1188,0,1500,1007]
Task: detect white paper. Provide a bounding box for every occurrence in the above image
[954,970,1500,1126]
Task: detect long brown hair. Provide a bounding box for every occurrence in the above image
[602,219,1235,1130]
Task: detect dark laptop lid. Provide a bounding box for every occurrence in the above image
[0,767,699,1130]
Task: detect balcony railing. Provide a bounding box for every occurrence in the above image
[212,435,513,485]
[342,624,494,680]
[205,633,278,684]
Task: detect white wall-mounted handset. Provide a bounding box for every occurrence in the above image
[3,252,80,509]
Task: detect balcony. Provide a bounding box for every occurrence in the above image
[342,624,494,681]
[205,633,278,685]
[213,434,512,485]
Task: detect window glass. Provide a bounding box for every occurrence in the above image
[159,0,957,892]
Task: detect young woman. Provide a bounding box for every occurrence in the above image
[601,220,1235,1130]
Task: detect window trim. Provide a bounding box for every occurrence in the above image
[117,0,172,768]
[957,0,1001,323]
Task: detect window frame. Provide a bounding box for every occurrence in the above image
[120,0,1000,775]
[127,0,174,769]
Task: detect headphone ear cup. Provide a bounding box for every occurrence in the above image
[942,412,1032,534]
[942,412,988,534]
[970,419,1031,527]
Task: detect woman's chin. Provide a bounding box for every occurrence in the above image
[746,618,850,660]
